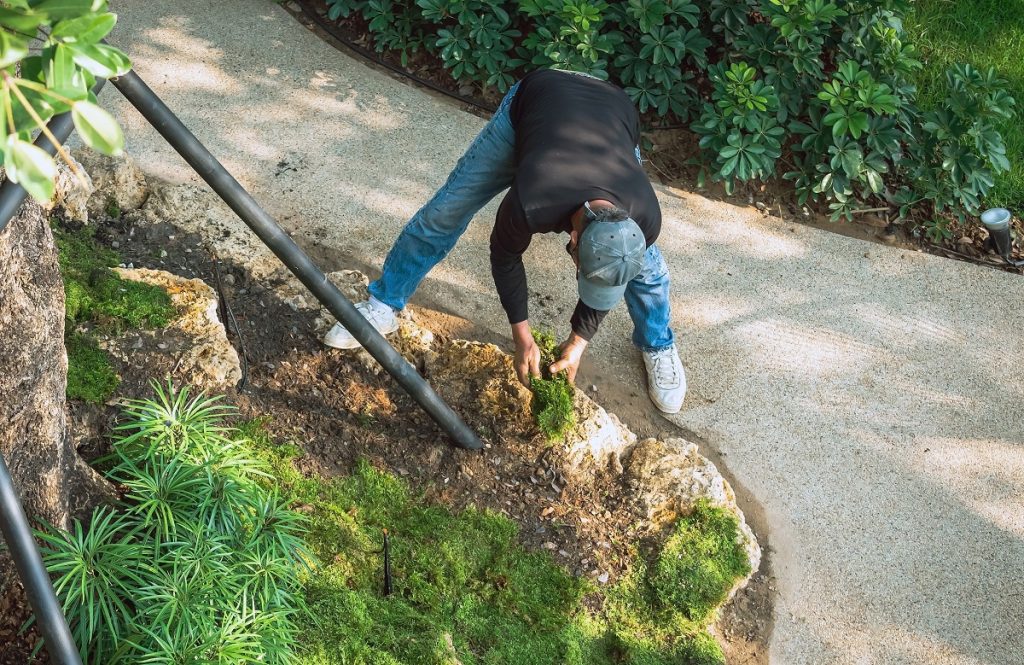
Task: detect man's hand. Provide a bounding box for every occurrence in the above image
[549,333,588,384]
[511,321,541,387]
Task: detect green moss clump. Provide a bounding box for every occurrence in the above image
[603,500,752,664]
[65,331,119,403]
[53,221,177,402]
[651,500,753,624]
[240,421,753,665]
[54,222,175,332]
[529,329,576,441]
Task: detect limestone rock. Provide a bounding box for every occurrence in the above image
[0,198,111,590]
[48,153,94,223]
[126,181,285,283]
[76,148,149,215]
[561,390,637,478]
[111,268,241,391]
[624,437,760,575]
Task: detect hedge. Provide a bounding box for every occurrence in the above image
[322,0,1017,232]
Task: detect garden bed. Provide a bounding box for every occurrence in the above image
[0,174,771,662]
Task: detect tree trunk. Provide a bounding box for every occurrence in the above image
[0,200,107,591]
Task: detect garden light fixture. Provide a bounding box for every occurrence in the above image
[980,208,1024,267]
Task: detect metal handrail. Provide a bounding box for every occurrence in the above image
[108,69,483,451]
[0,454,82,665]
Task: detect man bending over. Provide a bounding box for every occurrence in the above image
[324,69,686,414]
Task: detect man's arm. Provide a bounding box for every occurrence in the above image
[490,192,539,386]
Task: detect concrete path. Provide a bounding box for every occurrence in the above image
[103,2,1024,663]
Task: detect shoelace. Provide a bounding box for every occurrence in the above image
[650,348,679,387]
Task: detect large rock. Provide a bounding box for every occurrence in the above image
[0,199,109,589]
[125,181,285,283]
[624,437,760,574]
[76,148,149,216]
[48,153,94,223]
[108,268,242,392]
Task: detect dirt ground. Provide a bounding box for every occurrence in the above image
[0,209,774,663]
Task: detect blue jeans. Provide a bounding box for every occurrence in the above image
[368,83,675,352]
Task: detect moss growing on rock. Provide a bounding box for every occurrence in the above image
[529,329,576,441]
[54,222,175,332]
[604,500,753,664]
[53,221,176,403]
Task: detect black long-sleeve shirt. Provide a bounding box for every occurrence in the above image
[490,69,661,340]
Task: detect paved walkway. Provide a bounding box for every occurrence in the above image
[104,2,1024,663]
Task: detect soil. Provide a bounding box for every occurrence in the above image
[0,209,774,663]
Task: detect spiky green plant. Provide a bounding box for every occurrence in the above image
[37,383,309,664]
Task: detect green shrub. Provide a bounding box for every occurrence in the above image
[322,0,1017,227]
[37,384,309,663]
[529,329,576,441]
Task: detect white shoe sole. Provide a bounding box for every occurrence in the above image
[650,391,683,415]
[322,319,399,350]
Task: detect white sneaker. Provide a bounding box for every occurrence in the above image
[642,344,687,414]
[323,299,398,349]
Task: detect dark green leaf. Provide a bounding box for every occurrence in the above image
[51,12,116,43]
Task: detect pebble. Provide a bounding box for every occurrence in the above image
[755,201,767,211]
[542,542,557,550]
[159,250,168,258]
[157,343,168,350]
[598,572,610,584]
[223,274,236,285]
[558,549,569,557]
[110,240,120,248]
[590,384,598,393]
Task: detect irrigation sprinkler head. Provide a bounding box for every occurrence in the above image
[980,208,1024,267]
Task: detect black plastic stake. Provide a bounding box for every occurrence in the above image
[382,528,393,596]
[108,69,483,450]
[0,454,83,665]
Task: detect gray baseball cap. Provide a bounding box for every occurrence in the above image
[576,218,646,311]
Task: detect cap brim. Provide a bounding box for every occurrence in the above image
[578,273,628,311]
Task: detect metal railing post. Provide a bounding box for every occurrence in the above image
[0,453,83,665]
[109,69,484,450]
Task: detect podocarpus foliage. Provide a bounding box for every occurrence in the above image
[322,0,1016,225]
[36,383,309,664]
[0,1,130,201]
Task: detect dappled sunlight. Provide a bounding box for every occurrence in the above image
[660,212,809,261]
[677,295,757,327]
[734,317,882,379]
[849,302,966,347]
[911,436,1024,537]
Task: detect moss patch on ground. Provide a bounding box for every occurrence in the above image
[53,221,176,403]
[907,0,1024,210]
[242,421,751,665]
[529,329,576,441]
[64,331,120,403]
